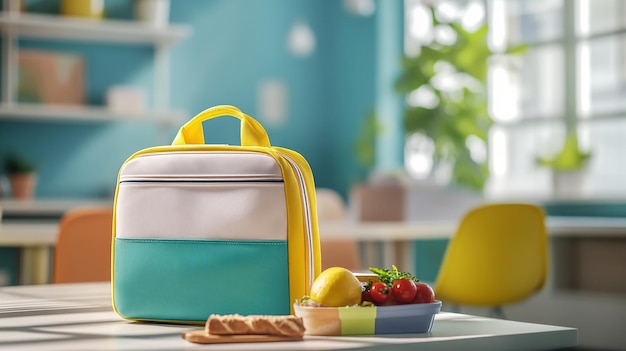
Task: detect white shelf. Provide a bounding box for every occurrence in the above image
[0,10,191,126]
[0,12,190,46]
[0,103,184,124]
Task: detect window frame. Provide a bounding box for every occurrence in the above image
[485,0,626,198]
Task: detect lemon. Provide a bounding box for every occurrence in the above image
[309,267,362,307]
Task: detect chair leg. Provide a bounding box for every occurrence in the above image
[446,304,460,313]
[490,306,506,319]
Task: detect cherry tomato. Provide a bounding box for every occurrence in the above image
[361,288,373,303]
[378,292,398,306]
[391,278,417,303]
[412,282,435,303]
[369,281,390,304]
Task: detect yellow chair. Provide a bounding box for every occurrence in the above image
[52,207,113,284]
[433,203,548,318]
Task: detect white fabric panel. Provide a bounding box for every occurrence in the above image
[120,152,282,180]
[115,182,287,240]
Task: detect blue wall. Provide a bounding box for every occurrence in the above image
[0,0,380,199]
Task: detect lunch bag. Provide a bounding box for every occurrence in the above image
[111,105,321,323]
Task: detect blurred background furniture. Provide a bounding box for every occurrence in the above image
[433,203,548,318]
[350,183,405,222]
[316,188,362,271]
[52,207,113,283]
[0,198,110,285]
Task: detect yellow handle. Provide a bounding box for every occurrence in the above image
[172,105,271,147]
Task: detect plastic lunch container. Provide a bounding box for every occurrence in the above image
[293,301,442,336]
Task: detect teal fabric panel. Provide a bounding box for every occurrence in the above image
[413,239,449,284]
[542,203,626,217]
[113,238,290,322]
[0,248,19,286]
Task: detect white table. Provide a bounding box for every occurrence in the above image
[320,216,626,241]
[0,198,111,218]
[0,282,577,351]
[319,216,626,270]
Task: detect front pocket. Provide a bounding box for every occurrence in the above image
[115,181,287,241]
[112,238,290,322]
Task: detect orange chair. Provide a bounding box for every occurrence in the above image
[52,207,113,283]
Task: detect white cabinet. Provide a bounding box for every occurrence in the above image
[0,9,190,123]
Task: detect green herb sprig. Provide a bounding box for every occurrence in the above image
[369,265,419,286]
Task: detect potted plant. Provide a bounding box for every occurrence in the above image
[3,153,38,199]
[394,4,524,192]
[536,131,591,197]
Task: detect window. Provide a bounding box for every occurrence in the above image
[404,0,626,198]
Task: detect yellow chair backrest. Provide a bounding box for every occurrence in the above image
[53,207,113,284]
[433,203,547,307]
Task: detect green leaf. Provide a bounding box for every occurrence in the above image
[504,43,528,55]
[369,265,419,286]
[392,2,521,192]
[354,110,382,170]
[4,153,38,174]
[536,132,591,170]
